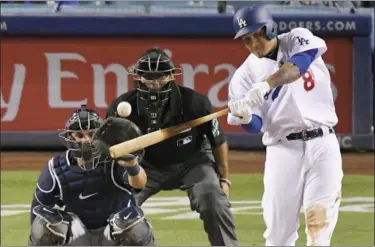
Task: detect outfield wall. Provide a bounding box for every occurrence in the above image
[1,13,373,150]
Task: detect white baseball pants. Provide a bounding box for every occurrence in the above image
[262,133,343,246]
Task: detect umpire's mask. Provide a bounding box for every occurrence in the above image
[128,47,182,133]
[58,105,104,171]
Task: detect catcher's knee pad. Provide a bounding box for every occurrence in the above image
[105,206,155,246]
[29,205,72,246]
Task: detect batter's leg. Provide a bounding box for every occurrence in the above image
[181,160,238,246]
[303,134,343,246]
[262,141,306,246]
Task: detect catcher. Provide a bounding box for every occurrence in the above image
[102,47,238,246]
[28,105,156,246]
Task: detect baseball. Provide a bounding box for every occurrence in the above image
[117,101,132,117]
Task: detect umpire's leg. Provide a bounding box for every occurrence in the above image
[181,160,238,246]
[133,163,162,206]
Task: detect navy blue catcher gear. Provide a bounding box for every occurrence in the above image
[233,5,277,40]
[58,105,104,171]
[29,205,72,246]
[105,205,156,245]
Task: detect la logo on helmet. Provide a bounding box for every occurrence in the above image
[237,17,247,28]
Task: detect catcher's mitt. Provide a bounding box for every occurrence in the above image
[92,117,144,162]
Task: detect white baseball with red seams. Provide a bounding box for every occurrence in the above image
[117,102,132,117]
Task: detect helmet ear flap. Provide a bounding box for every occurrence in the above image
[270,22,277,38]
[264,21,277,40]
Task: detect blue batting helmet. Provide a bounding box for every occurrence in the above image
[233,5,277,40]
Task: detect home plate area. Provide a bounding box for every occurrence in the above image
[2,196,373,219]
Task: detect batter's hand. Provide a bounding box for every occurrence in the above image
[228,100,252,124]
[245,81,271,107]
[221,182,230,197]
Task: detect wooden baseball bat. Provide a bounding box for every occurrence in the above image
[109,108,229,159]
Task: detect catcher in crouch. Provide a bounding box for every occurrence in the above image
[104,47,238,246]
[28,105,156,246]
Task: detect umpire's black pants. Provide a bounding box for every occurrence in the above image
[136,155,238,246]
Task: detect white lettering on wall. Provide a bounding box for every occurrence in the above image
[180,64,208,90]
[208,64,236,107]
[1,64,26,121]
[92,64,128,107]
[45,53,87,108]
[325,63,338,101]
[3,51,242,122]
[0,21,7,32]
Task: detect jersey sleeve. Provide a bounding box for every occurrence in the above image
[195,96,227,148]
[33,159,60,207]
[227,62,264,125]
[288,28,327,59]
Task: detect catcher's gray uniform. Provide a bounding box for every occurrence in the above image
[48,213,114,246]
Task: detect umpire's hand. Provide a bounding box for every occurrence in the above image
[220,181,230,197]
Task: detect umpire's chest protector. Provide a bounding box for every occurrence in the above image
[51,151,134,229]
[138,87,210,167]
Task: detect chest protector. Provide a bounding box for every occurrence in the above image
[51,151,134,229]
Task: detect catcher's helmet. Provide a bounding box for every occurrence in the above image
[64,105,102,132]
[233,4,277,40]
[58,105,104,171]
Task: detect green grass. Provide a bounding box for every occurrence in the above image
[1,171,374,246]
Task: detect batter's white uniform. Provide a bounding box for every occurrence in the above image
[227,27,343,246]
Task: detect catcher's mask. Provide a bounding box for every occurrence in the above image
[128,47,182,132]
[58,105,104,171]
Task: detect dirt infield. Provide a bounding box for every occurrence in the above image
[1,151,373,175]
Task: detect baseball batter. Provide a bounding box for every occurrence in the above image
[227,5,344,246]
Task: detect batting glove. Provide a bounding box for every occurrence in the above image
[245,81,271,107]
[228,99,253,124]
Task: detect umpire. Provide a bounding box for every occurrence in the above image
[106,47,238,246]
